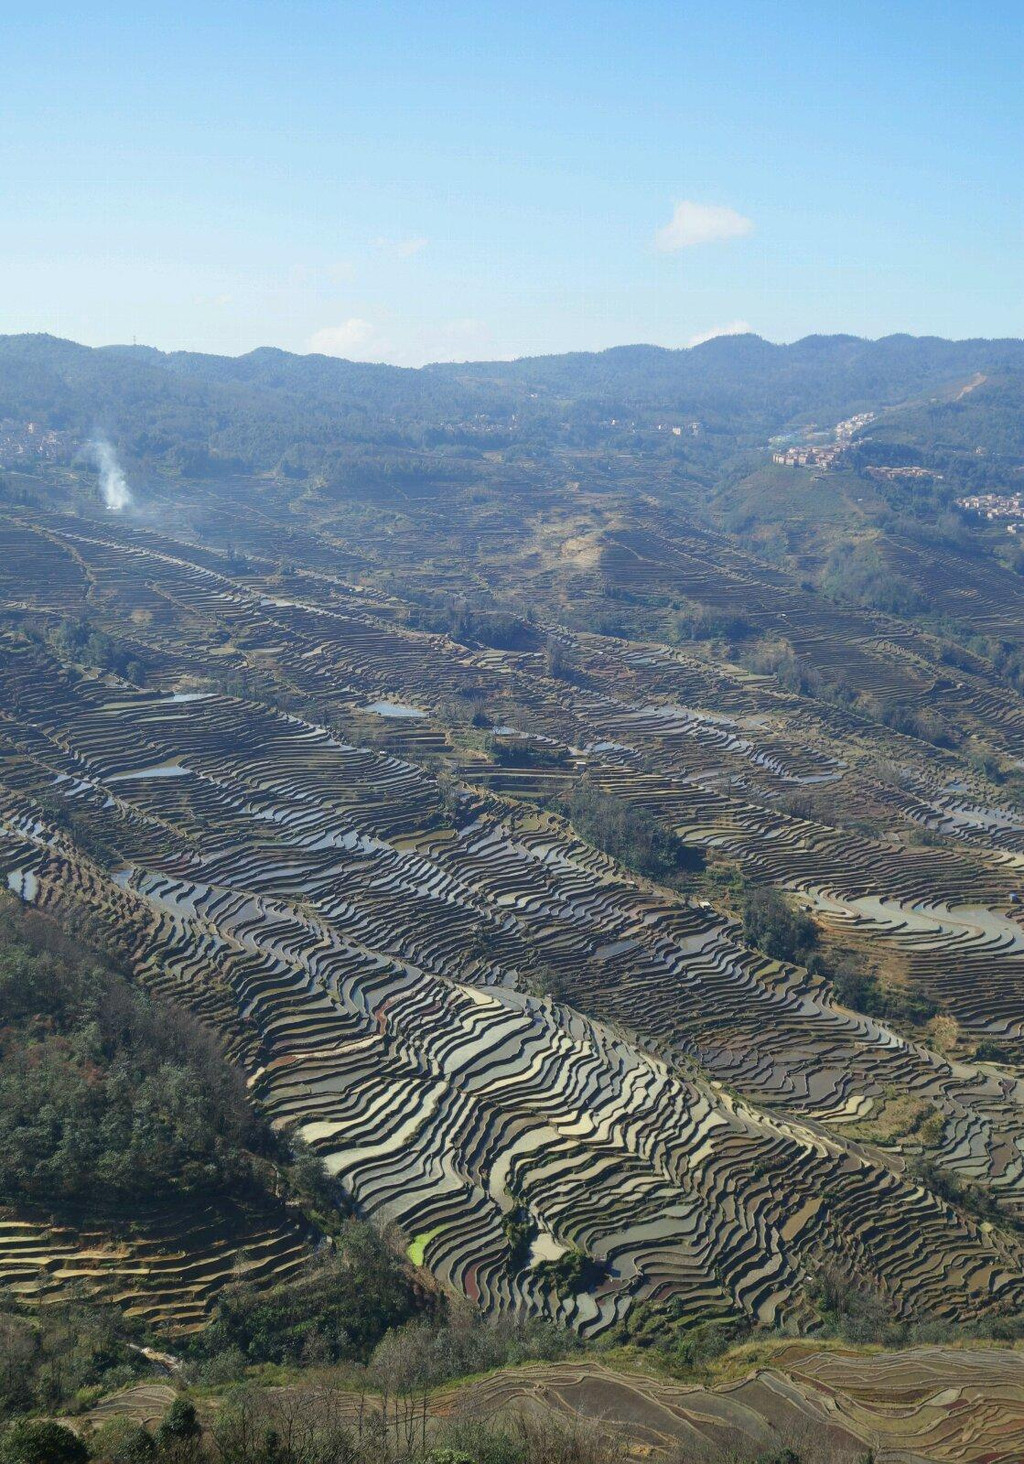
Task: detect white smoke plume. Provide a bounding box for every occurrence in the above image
[91,438,133,512]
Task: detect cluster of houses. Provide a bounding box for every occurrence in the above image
[605,419,702,436]
[0,420,76,467]
[834,411,875,441]
[770,411,875,471]
[957,492,1024,533]
[772,443,844,469]
[865,465,940,482]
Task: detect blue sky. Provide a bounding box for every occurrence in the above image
[2,1,1022,363]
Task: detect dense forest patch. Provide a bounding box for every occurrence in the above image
[0,904,332,1218]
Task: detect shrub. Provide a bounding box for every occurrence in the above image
[532,1250,607,1298]
[501,1200,535,1273]
[566,785,704,882]
[89,1418,156,1463]
[820,542,928,616]
[155,1399,200,1447]
[370,1314,573,1393]
[829,954,937,1026]
[197,1226,422,1366]
[0,1300,146,1417]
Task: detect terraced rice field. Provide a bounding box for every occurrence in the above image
[4,506,1024,1341]
[0,1206,310,1334]
[84,1347,1024,1463]
[421,1347,1024,1463]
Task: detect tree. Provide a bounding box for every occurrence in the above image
[155,1399,201,1448]
[567,784,703,882]
[0,1420,88,1464]
[545,639,570,680]
[89,1418,156,1464]
[199,1227,420,1365]
[742,888,818,965]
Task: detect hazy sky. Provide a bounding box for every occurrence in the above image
[3,1,1022,363]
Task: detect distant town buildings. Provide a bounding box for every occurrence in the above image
[772,444,844,469]
[866,465,942,483]
[606,418,702,437]
[769,412,875,471]
[957,492,1024,533]
[833,412,875,441]
[0,420,76,467]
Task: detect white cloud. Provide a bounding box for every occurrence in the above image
[374,236,429,259]
[291,261,356,287]
[434,317,489,351]
[655,201,752,252]
[687,319,752,347]
[305,316,495,367]
[307,319,376,357]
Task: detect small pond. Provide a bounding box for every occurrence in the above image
[364,700,427,719]
[108,764,192,782]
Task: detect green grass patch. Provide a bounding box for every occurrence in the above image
[407,1227,442,1266]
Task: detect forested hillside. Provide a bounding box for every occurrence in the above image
[3,330,1023,477]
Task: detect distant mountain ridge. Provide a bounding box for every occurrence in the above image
[6,326,1024,386]
[1,329,1022,480]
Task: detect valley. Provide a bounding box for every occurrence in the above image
[4,333,1024,1460]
